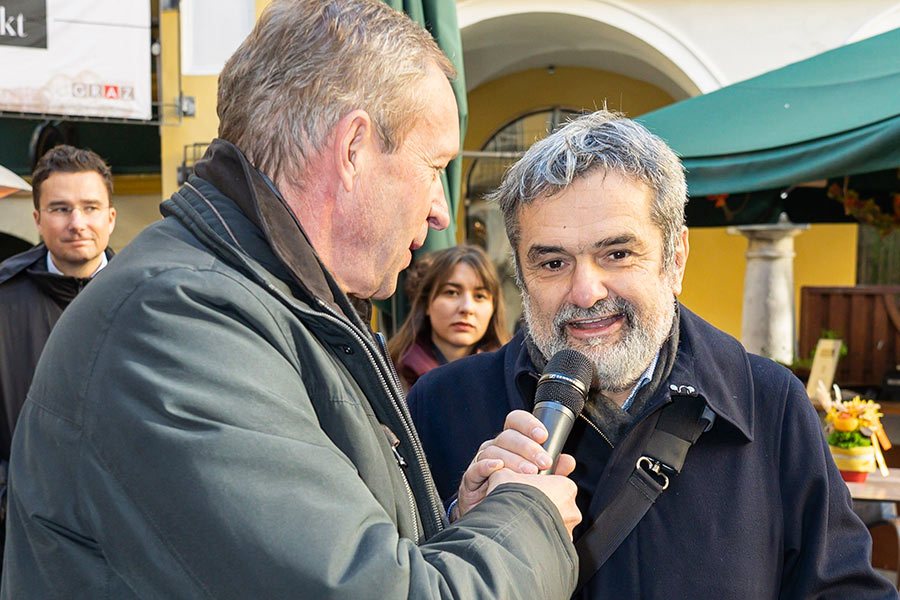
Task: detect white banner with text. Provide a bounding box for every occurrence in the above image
[0,0,151,120]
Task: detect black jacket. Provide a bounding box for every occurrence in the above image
[408,307,898,599]
[0,244,111,462]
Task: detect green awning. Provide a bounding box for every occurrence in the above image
[637,27,900,197]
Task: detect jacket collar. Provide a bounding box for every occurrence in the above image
[508,328,538,412]
[506,305,755,442]
[0,243,46,285]
[668,306,754,442]
[0,243,115,304]
[185,139,370,329]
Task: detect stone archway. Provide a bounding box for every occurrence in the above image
[847,6,900,43]
[457,0,725,100]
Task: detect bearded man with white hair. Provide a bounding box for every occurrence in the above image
[407,110,897,599]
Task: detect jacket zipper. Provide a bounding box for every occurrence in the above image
[376,332,406,396]
[578,413,615,449]
[249,277,428,544]
[314,299,445,541]
[373,333,426,538]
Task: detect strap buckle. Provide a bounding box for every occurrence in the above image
[636,456,670,490]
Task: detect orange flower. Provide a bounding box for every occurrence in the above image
[707,194,729,208]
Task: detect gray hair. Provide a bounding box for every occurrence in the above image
[489,110,687,273]
[217,0,454,188]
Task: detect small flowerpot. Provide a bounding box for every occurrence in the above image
[829,444,876,478]
[839,470,869,483]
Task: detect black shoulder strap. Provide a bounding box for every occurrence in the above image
[574,396,711,593]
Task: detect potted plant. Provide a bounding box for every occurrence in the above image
[824,396,890,483]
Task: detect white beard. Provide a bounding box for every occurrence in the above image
[522,290,675,393]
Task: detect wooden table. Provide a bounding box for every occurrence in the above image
[842,472,900,586]
[846,471,900,502]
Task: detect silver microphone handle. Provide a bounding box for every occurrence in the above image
[533,400,576,475]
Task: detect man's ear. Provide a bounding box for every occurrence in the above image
[33,208,40,227]
[333,109,376,193]
[671,226,689,296]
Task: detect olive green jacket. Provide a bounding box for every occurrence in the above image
[1,140,576,599]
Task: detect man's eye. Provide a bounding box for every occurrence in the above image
[610,250,630,260]
[541,259,565,271]
[49,207,70,214]
[84,206,98,213]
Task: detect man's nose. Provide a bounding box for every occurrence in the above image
[567,262,608,309]
[67,209,88,230]
[426,179,450,231]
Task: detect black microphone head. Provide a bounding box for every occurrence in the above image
[535,349,593,414]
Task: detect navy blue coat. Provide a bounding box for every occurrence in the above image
[408,306,897,599]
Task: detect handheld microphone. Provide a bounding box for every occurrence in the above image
[534,349,593,475]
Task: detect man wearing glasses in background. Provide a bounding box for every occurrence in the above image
[0,144,116,473]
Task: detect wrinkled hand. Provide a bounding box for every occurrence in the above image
[455,410,578,535]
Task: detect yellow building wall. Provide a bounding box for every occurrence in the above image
[461,64,675,249]
[679,227,747,338]
[681,224,858,340]
[159,11,219,200]
[159,1,271,200]
[465,65,674,154]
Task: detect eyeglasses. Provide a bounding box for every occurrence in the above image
[41,205,110,219]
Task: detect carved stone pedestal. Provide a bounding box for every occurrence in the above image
[728,214,809,364]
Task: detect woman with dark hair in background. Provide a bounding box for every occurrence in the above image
[389,245,509,390]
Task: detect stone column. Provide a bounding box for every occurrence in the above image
[728,213,809,364]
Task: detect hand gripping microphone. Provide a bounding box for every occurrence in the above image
[534,349,593,475]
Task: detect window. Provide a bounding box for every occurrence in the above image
[181,0,254,76]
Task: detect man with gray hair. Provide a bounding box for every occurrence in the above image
[408,110,897,598]
[1,1,580,597]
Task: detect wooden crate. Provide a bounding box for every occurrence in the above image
[799,286,900,389]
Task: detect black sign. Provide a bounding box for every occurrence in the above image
[0,0,47,49]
